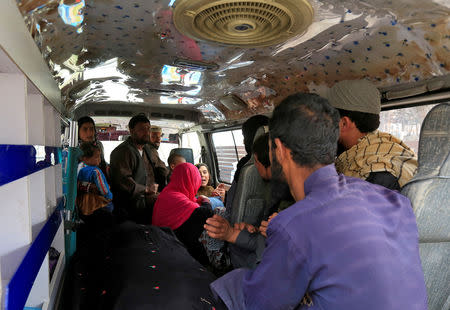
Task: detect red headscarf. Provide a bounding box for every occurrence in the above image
[152,162,202,229]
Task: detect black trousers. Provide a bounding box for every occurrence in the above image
[174,205,214,266]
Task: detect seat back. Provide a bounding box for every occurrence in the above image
[401,103,450,310]
[230,157,270,226]
[230,126,270,226]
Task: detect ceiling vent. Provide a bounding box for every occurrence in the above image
[173,0,314,47]
[173,58,219,71]
[219,94,248,110]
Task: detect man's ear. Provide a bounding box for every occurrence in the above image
[254,153,260,165]
[274,138,288,162]
[340,116,355,133]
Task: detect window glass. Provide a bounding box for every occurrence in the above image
[212,131,236,183]
[211,129,245,183]
[101,141,122,163]
[379,104,437,154]
[181,132,202,164]
[158,142,180,165]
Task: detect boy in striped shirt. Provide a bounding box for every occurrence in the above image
[78,142,114,213]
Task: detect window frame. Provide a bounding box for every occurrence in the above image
[210,127,245,184]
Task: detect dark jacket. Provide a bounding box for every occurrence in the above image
[110,137,167,217]
[148,144,168,191]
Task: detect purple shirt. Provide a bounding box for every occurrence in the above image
[211,164,427,310]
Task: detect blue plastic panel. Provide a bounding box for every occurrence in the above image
[62,147,81,261]
[0,145,62,186]
[3,199,63,310]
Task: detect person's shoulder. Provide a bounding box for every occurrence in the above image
[144,144,157,155]
[79,164,98,177]
[78,164,89,174]
[339,173,413,211]
[111,140,133,156]
[270,200,311,232]
[92,166,105,175]
[96,140,104,148]
[145,144,162,157]
[339,173,394,195]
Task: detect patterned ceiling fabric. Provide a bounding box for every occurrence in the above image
[16,0,450,123]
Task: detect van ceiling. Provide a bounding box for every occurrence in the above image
[16,0,450,123]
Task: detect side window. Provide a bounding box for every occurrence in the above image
[379,104,438,154]
[181,132,202,164]
[212,129,245,183]
[158,142,180,165]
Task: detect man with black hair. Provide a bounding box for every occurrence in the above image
[109,114,167,223]
[233,115,270,183]
[205,133,294,269]
[211,93,426,310]
[252,132,271,181]
[328,79,417,190]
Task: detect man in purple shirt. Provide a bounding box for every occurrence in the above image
[208,93,427,309]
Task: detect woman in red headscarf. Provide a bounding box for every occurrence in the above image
[152,163,213,265]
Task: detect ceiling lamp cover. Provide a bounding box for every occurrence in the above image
[173,0,314,47]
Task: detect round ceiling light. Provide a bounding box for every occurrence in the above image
[173,0,314,47]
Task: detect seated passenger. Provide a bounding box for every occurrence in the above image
[232,115,269,184]
[205,133,294,269]
[77,142,113,215]
[328,80,417,190]
[166,152,186,183]
[211,93,427,310]
[152,163,214,265]
[196,163,226,202]
[225,114,269,216]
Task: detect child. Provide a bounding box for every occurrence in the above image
[77,142,113,215]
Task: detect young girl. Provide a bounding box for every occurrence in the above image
[77,142,113,215]
[196,163,226,201]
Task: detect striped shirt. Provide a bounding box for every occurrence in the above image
[211,164,427,310]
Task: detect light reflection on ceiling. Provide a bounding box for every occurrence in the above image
[15,0,450,123]
[84,57,127,80]
[159,96,202,105]
[161,65,202,87]
[58,0,85,27]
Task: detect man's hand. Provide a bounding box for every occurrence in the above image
[212,183,226,201]
[204,215,240,243]
[234,222,258,233]
[145,183,159,195]
[259,212,278,237]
